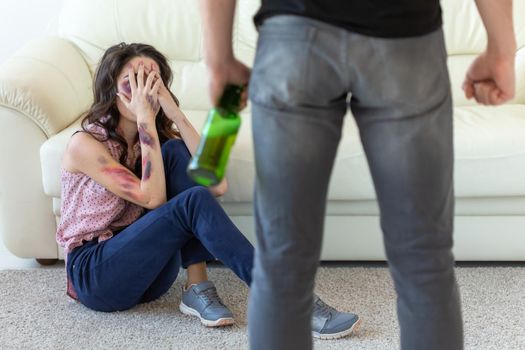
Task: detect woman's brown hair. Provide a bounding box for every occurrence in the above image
[81,42,181,172]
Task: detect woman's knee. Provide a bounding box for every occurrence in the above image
[161,138,190,159]
[168,186,215,210]
[183,186,214,201]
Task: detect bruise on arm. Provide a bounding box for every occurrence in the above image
[142,155,152,181]
[138,123,155,148]
[137,123,155,182]
[97,156,109,165]
[98,156,142,200]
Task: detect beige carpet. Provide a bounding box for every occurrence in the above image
[0,264,524,350]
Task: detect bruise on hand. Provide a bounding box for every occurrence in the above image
[146,95,159,113]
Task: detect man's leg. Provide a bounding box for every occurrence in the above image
[248,15,348,350]
[349,28,463,350]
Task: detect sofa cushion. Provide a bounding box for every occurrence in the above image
[41,105,525,202]
[224,104,525,201]
[453,105,525,197]
[52,196,525,218]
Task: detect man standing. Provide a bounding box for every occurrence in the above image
[199,1,516,349]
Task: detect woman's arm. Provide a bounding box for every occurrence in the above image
[62,63,167,209]
[119,63,167,205]
[63,130,166,209]
[158,80,229,197]
[136,118,167,205]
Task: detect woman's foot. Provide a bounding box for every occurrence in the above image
[311,295,361,340]
[180,281,235,327]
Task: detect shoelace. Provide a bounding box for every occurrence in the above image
[200,287,224,306]
[314,298,336,320]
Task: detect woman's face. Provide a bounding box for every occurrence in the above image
[115,55,161,123]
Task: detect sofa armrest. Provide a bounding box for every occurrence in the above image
[0,108,59,259]
[0,37,92,259]
[0,36,92,137]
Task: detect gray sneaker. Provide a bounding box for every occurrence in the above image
[312,295,361,340]
[179,281,235,327]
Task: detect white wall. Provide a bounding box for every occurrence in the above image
[0,0,64,256]
[0,0,64,64]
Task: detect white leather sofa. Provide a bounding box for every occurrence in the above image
[1,0,525,263]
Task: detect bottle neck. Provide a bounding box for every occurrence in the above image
[218,85,243,112]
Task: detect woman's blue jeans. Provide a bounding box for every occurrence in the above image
[67,139,254,312]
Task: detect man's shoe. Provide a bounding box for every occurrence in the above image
[179,281,235,327]
[312,295,361,340]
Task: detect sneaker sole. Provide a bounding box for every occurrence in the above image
[179,301,235,328]
[312,317,362,340]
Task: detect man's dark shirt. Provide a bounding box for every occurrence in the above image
[254,0,442,38]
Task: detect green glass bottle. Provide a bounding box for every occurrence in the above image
[187,84,243,186]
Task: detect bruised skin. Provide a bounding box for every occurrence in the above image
[119,68,159,113]
[101,167,141,200]
[102,167,139,185]
[98,152,141,199]
[119,81,158,113]
[138,123,155,148]
[120,80,132,97]
[97,156,109,165]
[143,157,152,181]
[106,61,160,200]
[122,190,138,200]
[146,94,160,113]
